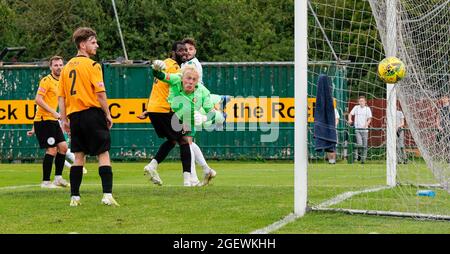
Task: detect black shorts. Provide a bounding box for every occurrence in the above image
[33,120,66,149]
[69,107,111,156]
[147,112,184,141]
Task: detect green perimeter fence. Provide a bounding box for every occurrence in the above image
[0,61,364,162]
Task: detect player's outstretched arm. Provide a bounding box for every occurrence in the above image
[151,68,181,87]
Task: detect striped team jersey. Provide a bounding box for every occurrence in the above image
[34,74,60,121]
[146,58,180,113]
[58,56,105,116]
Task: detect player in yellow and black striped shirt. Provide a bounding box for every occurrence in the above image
[27,56,70,189]
[58,27,118,207]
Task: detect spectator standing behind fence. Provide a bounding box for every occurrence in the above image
[396,109,407,164]
[348,96,372,164]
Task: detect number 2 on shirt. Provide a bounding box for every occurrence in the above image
[69,70,77,95]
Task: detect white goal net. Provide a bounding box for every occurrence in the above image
[305,0,450,220]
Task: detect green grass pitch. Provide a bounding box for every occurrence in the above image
[0,161,449,234]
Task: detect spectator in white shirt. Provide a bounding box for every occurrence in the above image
[348,96,372,163]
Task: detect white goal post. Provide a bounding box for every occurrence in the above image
[294,0,308,217]
[294,0,450,220]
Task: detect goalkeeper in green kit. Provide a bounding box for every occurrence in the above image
[151,61,224,186]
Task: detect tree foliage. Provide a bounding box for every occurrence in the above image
[1,0,295,62]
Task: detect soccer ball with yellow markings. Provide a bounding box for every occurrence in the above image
[377,57,406,83]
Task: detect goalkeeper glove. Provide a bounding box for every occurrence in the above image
[194,111,207,126]
[152,60,166,71]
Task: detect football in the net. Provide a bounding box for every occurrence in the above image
[377,57,406,83]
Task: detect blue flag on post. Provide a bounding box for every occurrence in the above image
[314,74,337,152]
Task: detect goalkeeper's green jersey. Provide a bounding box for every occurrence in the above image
[153,69,214,136]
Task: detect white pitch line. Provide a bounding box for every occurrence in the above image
[250,185,394,234]
[0,183,295,193]
[0,183,155,191]
[250,213,301,234]
[315,185,393,208]
[0,184,39,190]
